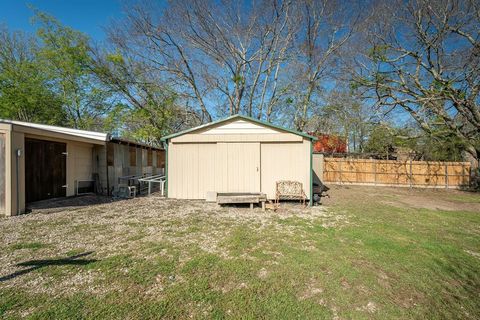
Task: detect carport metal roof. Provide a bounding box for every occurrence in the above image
[0,119,109,144]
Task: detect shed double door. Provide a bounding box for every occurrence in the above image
[25,138,67,203]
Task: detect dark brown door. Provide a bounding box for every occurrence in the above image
[25,138,67,203]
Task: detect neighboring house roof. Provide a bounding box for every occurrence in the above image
[160,114,317,141]
[110,137,164,151]
[310,133,348,153]
[0,119,109,143]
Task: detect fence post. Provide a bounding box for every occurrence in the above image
[467,163,471,186]
[409,159,413,189]
[373,159,377,186]
[318,155,323,182]
[339,158,343,185]
[445,163,448,189]
[319,154,324,181]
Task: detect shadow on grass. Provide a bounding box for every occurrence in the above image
[0,251,97,282]
[25,195,117,214]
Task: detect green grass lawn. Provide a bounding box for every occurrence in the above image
[0,187,479,319]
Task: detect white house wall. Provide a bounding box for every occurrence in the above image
[66,143,94,196]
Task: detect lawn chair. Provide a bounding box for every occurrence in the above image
[275,180,307,206]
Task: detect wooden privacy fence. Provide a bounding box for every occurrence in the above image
[321,157,471,188]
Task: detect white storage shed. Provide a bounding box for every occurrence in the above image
[161,115,316,204]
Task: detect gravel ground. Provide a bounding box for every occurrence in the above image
[0,194,346,296]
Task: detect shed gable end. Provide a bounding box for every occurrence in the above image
[198,119,280,135]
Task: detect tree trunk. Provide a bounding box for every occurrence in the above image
[462,144,479,189]
[464,145,479,170]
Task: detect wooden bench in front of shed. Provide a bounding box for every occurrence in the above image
[217,193,267,211]
[275,180,307,206]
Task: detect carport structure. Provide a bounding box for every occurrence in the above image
[161,115,317,205]
[0,120,165,216]
[0,120,108,216]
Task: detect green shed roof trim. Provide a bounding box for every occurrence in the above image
[160,114,317,141]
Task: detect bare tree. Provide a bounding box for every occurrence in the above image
[310,90,379,152]
[91,41,199,142]
[288,0,361,131]
[118,2,213,122]
[353,0,480,166]
[100,0,301,123]
[172,0,298,118]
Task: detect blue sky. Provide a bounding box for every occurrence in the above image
[0,0,127,40]
[0,0,413,128]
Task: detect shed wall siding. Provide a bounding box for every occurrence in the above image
[67,143,94,196]
[0,125,14,216]
[168,143,217,199]
[170,133,302,143]
[216,143,260,194]
[98,143,165,195]
[93,145,108,194]
[0,133,5,215]
[11,131,25,215]
[312,153,324,183]
[168,139,310,200]
[260,140,310,199]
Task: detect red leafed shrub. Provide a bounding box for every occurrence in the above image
[310,133,348,153]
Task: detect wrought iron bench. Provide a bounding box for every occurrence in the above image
[275,180,307,206]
